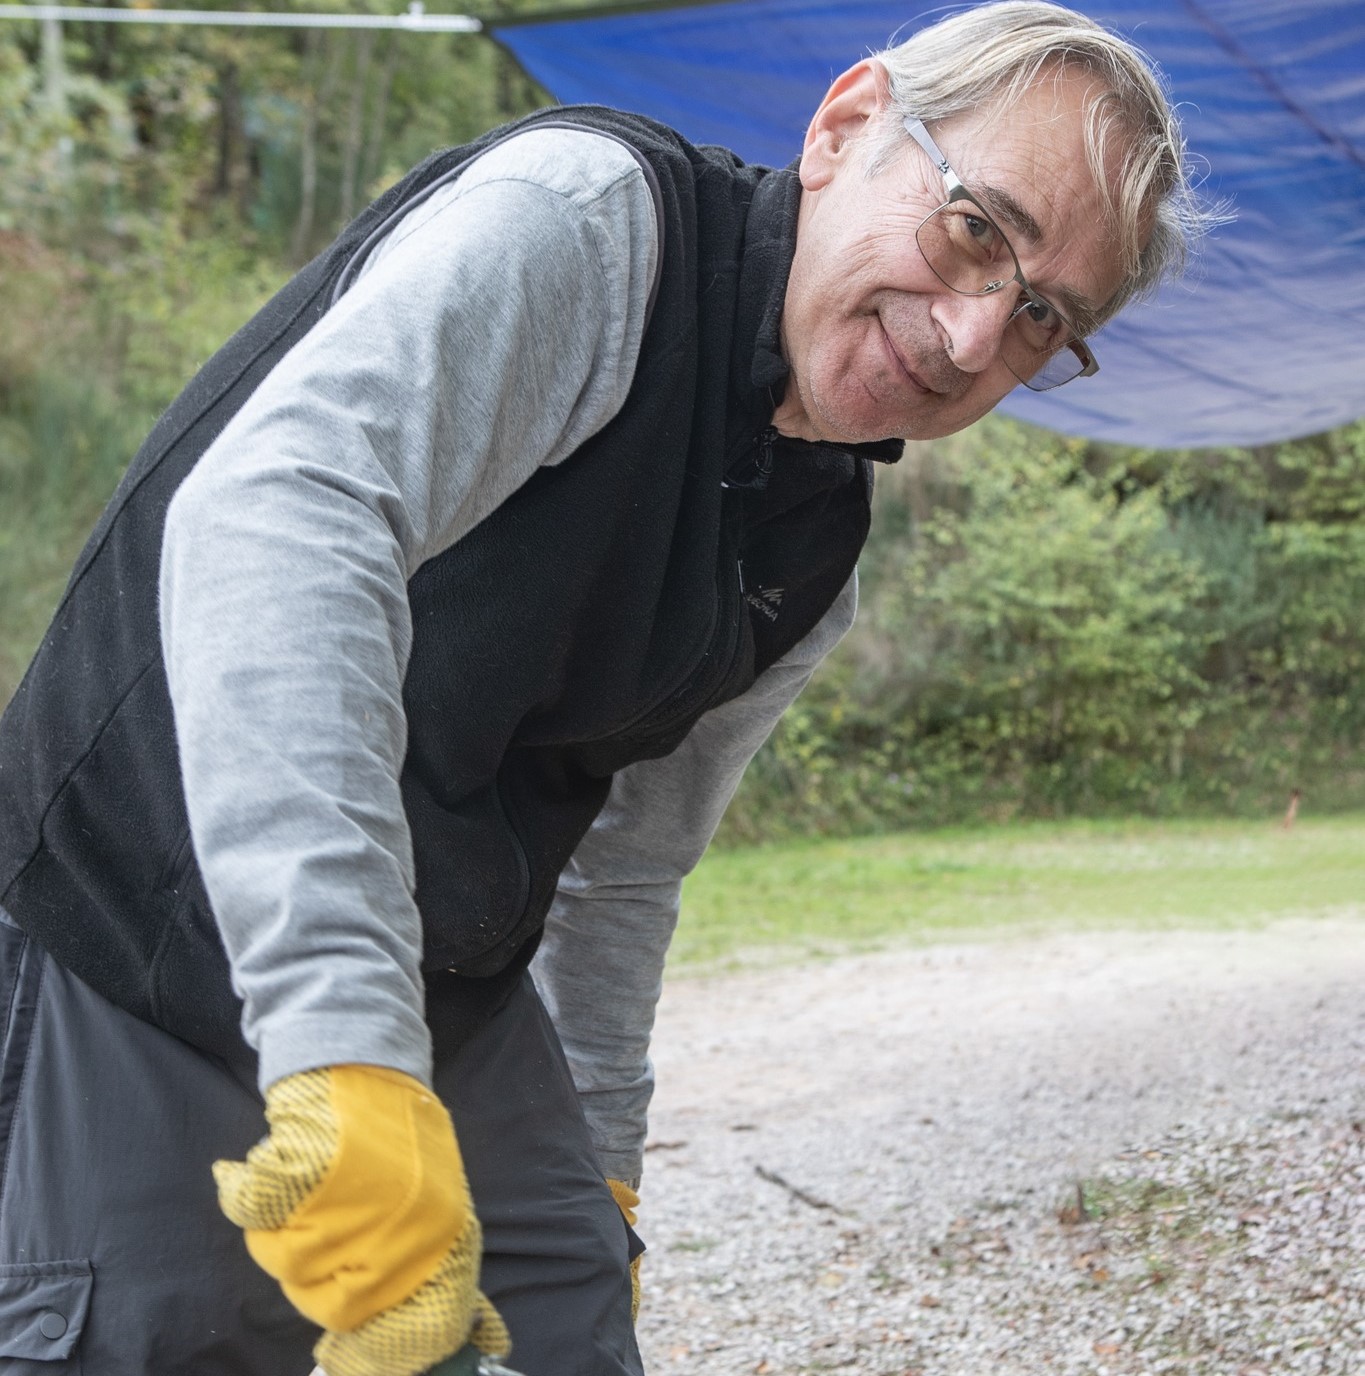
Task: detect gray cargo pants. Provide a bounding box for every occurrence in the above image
[0,908,643,1376]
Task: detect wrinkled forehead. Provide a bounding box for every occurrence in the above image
[930,72,1132,318]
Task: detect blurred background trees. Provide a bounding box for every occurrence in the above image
[3,2,1362,834]
[0,0,545,692]
[726,420,1365,838]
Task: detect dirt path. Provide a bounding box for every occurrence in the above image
[637,919,1365,1374]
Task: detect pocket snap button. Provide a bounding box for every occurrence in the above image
[39,1312,68,1340]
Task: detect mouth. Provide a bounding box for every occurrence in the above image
[878,319,940,396]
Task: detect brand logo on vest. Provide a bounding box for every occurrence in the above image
[745,586,785,623]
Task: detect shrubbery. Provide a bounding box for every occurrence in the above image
[720,419,1365,841]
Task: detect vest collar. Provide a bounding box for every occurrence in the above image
[731,161,903,468]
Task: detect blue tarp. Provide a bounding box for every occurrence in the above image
[492,0,1365,449]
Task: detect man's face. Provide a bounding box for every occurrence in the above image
[776,61,1130,444]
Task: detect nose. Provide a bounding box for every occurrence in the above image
[933,284,1018,374]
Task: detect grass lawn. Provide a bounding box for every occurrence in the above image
[674,813,1365,970]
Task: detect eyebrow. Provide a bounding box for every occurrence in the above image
[1050,285,1102,339]
[976,183,1043,244]
[975,183,1103,336]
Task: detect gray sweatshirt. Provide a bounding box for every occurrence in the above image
[159,128,853,1182]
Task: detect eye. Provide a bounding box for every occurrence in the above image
[943,204,1001,260]
[962,213,995,247]
[1013,294,1067,350]
[1024,297,1057,328]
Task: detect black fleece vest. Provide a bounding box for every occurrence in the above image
[0,107,898,1067]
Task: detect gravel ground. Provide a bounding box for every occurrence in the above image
[635,919,1365,1376]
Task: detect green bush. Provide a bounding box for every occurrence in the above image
[720,418,1365,842]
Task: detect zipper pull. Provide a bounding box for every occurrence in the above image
[722,426,776,491]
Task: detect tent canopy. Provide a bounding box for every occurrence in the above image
[492,0,1365,449]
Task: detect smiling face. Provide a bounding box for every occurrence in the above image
[775,60,1131,443]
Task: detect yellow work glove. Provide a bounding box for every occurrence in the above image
[214,1064,510,1376]
[606,1177,642,1322]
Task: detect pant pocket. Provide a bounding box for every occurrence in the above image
[0,916,41,1201]
[0,1259,92,1368]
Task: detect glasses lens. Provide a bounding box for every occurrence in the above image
[1014,339,1087,391]
[915,199,1018,294]
[917,203,1088,392]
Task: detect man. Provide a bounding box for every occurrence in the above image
[0,4,1209,1373]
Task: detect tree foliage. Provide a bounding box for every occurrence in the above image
[723,418,1365,839]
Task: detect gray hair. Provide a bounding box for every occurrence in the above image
[865,1,1218,322]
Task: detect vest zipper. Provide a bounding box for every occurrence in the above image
[597,427,771,747]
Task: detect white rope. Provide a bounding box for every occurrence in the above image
[0,4,481,32]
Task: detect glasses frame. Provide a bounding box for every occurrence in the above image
[903,116,1099,391]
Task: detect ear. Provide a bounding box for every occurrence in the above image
[799,59,891,192]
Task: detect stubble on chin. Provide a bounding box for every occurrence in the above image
[877,301,964,398]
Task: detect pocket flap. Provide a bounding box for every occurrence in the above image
[0,1260,92,1360]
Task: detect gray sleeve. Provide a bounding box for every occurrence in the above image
[158,130,658,1091]
[531,574,859,1184]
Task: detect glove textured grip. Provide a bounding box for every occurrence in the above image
[315,1245,510,1376]
[215,1065,465,1331]
[216,1069,335,1229]
[606,1177,639,1227]
[606,1177,642,1321]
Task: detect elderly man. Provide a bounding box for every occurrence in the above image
[0,3,1207,1373]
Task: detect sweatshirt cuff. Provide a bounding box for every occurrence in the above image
[597,1146,647,1185]
[253,1006,434,1093]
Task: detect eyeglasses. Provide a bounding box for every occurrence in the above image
[903,117,1099,392]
